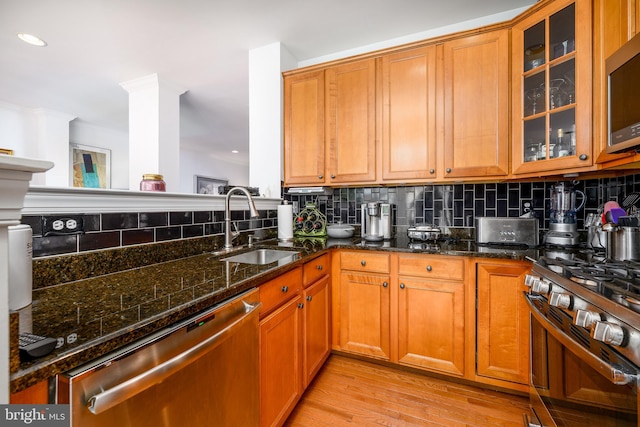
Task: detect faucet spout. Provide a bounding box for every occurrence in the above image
[224,187,259,249]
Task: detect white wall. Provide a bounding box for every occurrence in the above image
[0,101,37,158]
[1,101,243,193]
[179,149,248,194]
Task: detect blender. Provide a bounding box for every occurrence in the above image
[544,182,586,246]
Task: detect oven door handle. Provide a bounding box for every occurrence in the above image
[525,295,637,386]
[87,299,261,415]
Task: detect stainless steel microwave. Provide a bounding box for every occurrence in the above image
[607,32,640,154]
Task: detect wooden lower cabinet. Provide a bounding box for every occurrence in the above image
[260,256,331,427]
[396,254,467,376]
[260,295,303,427]
[475,259,531,389]
[334,251,532,394]
[338,271,391,360]
[10,380,49,403]
[397,276,465,376]
[302,275,331,388]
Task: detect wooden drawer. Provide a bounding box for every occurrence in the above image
[259,267,302,317]
[303,253,330,286]
[398,254,465,281]
[340,251,390,274]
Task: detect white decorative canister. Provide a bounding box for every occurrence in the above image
[8,224,32,310]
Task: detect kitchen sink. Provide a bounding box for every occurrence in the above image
[221,249,300,265]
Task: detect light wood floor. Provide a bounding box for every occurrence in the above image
[285,355,530,427]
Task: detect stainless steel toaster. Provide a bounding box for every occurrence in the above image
[475,217,539,247]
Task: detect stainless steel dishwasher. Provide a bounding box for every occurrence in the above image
[58,288,260,427]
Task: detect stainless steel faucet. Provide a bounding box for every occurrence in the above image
[224,187,259,249]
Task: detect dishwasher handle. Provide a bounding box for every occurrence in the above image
[88,299,261,415]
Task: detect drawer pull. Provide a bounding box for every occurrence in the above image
[298,303,304,309]
[281,286,289,293]
[400,283,405,289]
[316,265,323,271]
[382,282,388,288]
[306,295,312,301]
[361,260,366,266]
[426,265,432,272]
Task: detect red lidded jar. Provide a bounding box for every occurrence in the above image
[140,174,166,192]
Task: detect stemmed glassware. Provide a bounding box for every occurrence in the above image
[525,87,543,116]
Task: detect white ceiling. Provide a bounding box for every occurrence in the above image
[0,0,536,165]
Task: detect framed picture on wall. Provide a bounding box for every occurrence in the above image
[70,143,111,188]
[194,175,228,195]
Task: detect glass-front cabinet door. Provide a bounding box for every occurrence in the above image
[512,0,592,175]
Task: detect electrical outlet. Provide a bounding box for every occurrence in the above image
[42,215,84,236]
[521,200,533,216]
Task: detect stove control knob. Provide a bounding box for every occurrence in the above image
[525,275,550,294]
[591,321,625,346]
[549,291,571,309]
[574,310,602,329]
[524,274,538,287]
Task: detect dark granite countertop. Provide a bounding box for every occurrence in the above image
[11,234,537,393]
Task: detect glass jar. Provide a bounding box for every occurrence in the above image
[140,174,166,192]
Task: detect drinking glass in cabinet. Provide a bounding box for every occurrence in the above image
[524,21,545,72]
[549,4,575,61]
[524,72,545,117]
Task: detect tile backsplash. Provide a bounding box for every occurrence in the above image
[22,209,277,258]
[21,172,640,258]
[287,174,640,230]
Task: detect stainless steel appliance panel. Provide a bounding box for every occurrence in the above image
[524,258,640,427]
[58,289,260,427]
[475,217,539,246]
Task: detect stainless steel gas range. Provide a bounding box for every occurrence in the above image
[524,250,640,426]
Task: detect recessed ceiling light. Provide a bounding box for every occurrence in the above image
[17,33,47,47]
[231,150,239,154]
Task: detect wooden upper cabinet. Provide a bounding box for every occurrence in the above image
[512,0,593,176]
[442,29,510,179]
[326,59,377,184]
[283,70,325,186]
[381,46,437,182]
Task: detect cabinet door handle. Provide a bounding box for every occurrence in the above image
[331,174,336,179]
[579,154,588,161]
[361,260,366,266]
[445,168,452,173]
[429,169,435,174]
[298,303,304,309]
[426,265,432,272]
[306,295,312,301]
[281,286,289,293]
[318,175,323,180]
[382,282,388,288]
[400,283,405,289]
[316,265,323,270]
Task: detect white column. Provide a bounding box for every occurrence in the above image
[120,74,186,192]
[249,42,297,198]
[31,109,76,187]
[0,156,53,403]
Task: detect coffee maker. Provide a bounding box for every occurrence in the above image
[361,202,395,241]
[544,182,586,246]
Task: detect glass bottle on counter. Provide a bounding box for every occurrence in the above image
[140,174,166,192]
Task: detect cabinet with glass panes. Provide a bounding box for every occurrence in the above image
[512,0,592,175]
